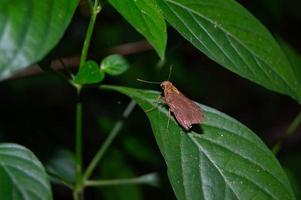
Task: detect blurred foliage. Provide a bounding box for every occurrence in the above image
[46,149,76,186]
[97,148,143,200]
[0,0,300,199]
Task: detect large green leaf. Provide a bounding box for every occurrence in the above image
[156,0,301,103]
[0,143,52,200]
[0,0,78,80]
[101,85,295,200]
[108,0,167,59]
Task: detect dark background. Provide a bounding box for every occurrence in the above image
[0,0,300,199]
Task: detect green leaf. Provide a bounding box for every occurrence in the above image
[74,61,105,84]
[278,39,301,88]
[156,0,301,103]
[282,153,301,200]
[0,143,53,200]
[0,0,78,80]
[46,149,75,187]
[100,54,130,76]
[108,0,167,59]
[101,85,295,200]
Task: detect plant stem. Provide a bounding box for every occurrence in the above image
[84,173,158,187]
[273,110,301,154]
[73,190,80,200]
[73,1,101,200]
[79,0,101,68]
[75,88,83,188]
[82,100,136,181]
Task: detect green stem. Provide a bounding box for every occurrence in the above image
[75,89,83,187]
[79,1,101,68]
[73,1,101,200]
[273,110,301,154]
[73,190,79,200]
[84,173,158,187]
[82,100,136,181]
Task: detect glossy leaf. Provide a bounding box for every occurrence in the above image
[156,0,301,103]
[101,85,295,200]
[108,0,167,59]
[0,143,52,200]
[100,54,129,76]
[74,61,105,84]
[0,0,78,80]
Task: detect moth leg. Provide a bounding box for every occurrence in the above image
[144,95,162,113]
[166,108,171,130]
[145,106,156,113]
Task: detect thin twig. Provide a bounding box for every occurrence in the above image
[273,110,301,154]
[75,97,83,187]
[84,172,159,187]
[82,100,136,181]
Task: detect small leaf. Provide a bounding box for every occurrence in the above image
[100,54,130,76]
[0,143,53,200]
[0,0,78,81]
[108,0,167,59]
[156,0,301,103]
[101,85,295,200]
[46,149,75,186]
[74,61,105,84]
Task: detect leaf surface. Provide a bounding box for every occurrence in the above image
[101,54,129,76]
[0,0,78,80]
[108,0,167,59]
[74,61,105,84]
[0,143,52,200]
[101,85,295,200]
[156,0,301,103]
[278,39,301,88]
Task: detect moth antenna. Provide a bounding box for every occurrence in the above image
[167,65,173,81]
[137,78,161,84]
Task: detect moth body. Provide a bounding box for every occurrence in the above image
[160,81,204,131]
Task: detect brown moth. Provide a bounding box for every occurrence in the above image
[160,81,204,131]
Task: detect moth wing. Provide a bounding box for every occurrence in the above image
[165,92,203,130]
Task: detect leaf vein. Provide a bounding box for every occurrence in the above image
[189,136,240,200]
[188,12,240,72]
[165,2,213,57]
[1,163,30,200]
[198,136,290,195]
[165,0,295,95]
[2,163,49,193]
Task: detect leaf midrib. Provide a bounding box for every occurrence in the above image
[2,163,49,192]
[198,135,289,195]
[165,0,297,97]
[188,136,281,200]
[1,163,30,200]
[188,136,240,199]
